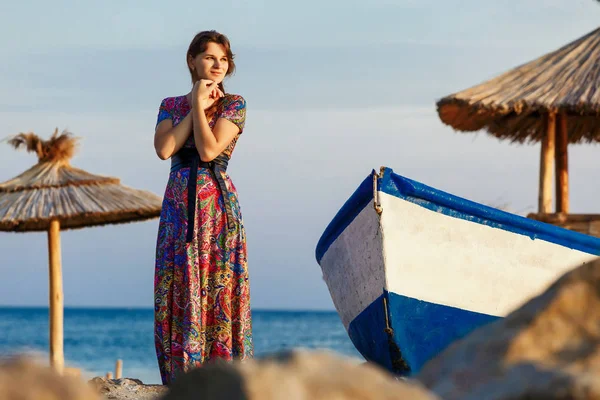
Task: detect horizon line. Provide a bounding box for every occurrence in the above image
[0,305,338,313]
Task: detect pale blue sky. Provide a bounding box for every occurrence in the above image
[1,0,600,310]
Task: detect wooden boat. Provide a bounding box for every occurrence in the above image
[315,166,600,376]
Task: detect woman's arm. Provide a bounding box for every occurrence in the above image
[192,108,240,162]
[153,113,192,160]
[192,80,241,162]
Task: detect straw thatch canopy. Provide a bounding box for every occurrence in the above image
[437,26,600,144]
[0,129,162,232]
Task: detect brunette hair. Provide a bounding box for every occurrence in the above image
[187,30,236,93]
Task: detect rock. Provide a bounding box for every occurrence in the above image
[89,377,166,400]
[162,349,439,400]
[0,355,99,400]
[417,257,600,400]
[240,350,440,400]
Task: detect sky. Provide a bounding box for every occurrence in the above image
[1,0,600,310]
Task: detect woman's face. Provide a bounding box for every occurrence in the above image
[189,41,229,83]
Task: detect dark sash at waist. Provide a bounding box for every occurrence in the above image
[170,148,234,242]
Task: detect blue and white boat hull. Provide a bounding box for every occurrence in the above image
[315,167,600,376]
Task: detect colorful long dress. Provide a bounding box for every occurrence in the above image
[153,94,253,385]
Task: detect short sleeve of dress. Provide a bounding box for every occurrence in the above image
[156,98,172,127]
[219,95,247,134]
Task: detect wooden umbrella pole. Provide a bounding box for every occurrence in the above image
[48,219,64,374]
[555,113,569,214]
[538,112,555,214]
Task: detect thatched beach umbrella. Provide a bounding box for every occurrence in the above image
[0,129,162,373]
[436,26,600,219]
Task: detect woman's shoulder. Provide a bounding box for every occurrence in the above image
[218,93,247,133]
[220,93,246,109]
[156,95,189,126]
[159,95,187,109]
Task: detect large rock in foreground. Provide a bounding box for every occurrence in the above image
[89,377,166,400]
[418,257,600,399]
[163,350,439,400]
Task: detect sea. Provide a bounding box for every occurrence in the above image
[0,307,363,384]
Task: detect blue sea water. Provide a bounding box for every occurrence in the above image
[0,307,362,384]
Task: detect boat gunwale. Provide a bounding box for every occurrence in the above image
[315,167,600,264]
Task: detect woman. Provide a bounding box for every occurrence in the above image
[153,30,252,385]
